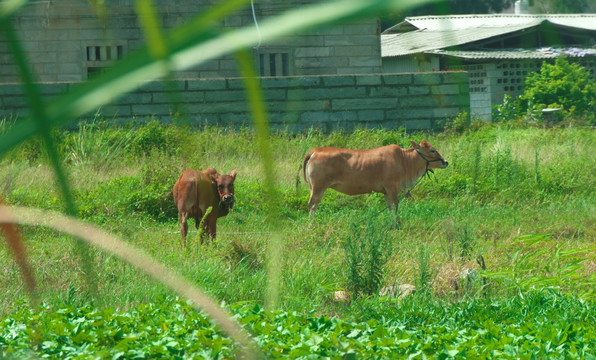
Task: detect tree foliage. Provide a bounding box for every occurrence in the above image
[381,0,514,30]
[530,0,595,13]
[381,0,595,31]
[520,58,596,119]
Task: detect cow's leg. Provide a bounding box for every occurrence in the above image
[308,187,326,214]
[383,187,401,229]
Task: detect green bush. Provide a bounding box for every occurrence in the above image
[442,111,471,134]
[521,58,595,119]
[492,58,596,125]
[128,119,188,156]
[492,94,520,123]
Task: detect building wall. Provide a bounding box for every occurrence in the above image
[460,61,542,120]
[386,55,596,120]
[467,58,595,120]
[465,63,493,120]
[0,72,470,132]
[0,0,381,82]
[382,55,439,73]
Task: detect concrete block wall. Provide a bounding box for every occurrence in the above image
[0,72,469,132]
[1,0,380,82]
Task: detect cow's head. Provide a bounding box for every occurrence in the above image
[411,140,448,169]
[211,170,237,207]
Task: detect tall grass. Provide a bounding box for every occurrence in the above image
[1,123,594,313]
[63,115,134,170]
[1,121,595,357]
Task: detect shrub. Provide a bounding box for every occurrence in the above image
[129,119,188,156]
[442,111,471,134]
[520,58,596,123]
[492,94,520,123]
[492,59,596,125]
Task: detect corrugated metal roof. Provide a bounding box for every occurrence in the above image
[396,14,596,32]
[430,48,596,60]
[383,14,596,33]
[381,25,536,57]
[382,14,596,58]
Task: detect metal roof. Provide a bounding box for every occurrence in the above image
[382,14,596,58]
[384,14,596,33]
[381,25,537,57]
[431,47,596,60]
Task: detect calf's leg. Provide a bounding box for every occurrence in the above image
[194,210,205,244]
[203,216,217,243]
[179,212,189,249]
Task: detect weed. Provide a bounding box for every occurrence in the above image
[197,206,213,243]
[457,226,474,260]
[415,244,432,294]
[343,209,393,297]
[485,233,596,299]
[226,239,263,270]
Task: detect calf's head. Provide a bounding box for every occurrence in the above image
[211,170,237,207]
[411,140,448,169]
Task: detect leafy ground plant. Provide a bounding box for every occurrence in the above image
[2,290,595,359]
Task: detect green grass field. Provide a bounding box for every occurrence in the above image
[1,121,595,358]
[2,0,595,357]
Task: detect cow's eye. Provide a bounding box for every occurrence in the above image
[430,149,436,153]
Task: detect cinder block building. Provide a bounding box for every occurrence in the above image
[0,0,381,82]
[0,1,472,131]
[381,13,596,119]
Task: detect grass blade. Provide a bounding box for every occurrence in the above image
[235,50,283,308]
[0,197,37,305]
[1,21,98,297]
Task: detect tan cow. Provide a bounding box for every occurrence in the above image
[303,140,447,224]
[173,168,237,248]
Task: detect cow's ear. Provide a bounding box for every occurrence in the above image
[230,169,237,180]
[209,172,219,183]
[410,140,420,149]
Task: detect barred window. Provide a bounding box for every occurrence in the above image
[256,50,292,77]
[84,44,124,79]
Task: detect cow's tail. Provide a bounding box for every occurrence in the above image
[302,150,315,189]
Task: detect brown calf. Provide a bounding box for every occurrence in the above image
[173,168,237,248]
[303,140,447,224]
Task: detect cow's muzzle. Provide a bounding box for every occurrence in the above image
[221,194,234,204]
[441,160,449,168]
